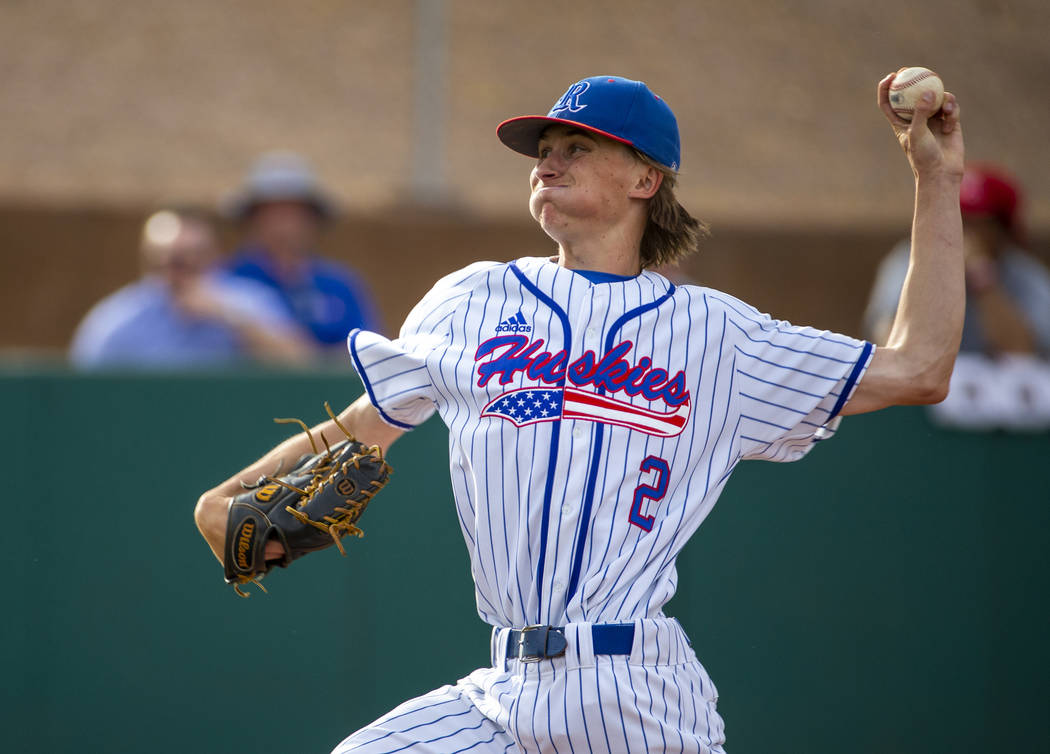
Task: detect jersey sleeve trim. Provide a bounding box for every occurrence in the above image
[347,329,417,430]
[828,341,874,420]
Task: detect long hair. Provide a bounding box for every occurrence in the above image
[632,149,710,269]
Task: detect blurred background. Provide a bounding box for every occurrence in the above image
[2,1,1048,753]
[2,0,1049,352]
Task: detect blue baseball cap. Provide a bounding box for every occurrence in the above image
[497,75,681,171]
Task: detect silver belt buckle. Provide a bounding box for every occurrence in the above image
[517,624,566,663]
[518,625,545,663]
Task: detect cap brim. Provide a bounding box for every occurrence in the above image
[497,115,635,158]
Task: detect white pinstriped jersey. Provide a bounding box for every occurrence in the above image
[348,256,873,630]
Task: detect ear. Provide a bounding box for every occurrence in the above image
[627,164,664,200]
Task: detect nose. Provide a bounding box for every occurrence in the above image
[534,149,565,181]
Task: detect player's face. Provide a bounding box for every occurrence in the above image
[529,126,647,238]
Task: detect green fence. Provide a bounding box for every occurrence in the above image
[2,370,1047,753]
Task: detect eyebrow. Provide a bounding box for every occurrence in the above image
[538,127,599,144]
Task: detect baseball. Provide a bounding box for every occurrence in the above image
[889,67,945,121]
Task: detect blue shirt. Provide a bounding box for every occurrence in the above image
[864,242,1050,356]
[70,274,295,369]
[225,246,381,345]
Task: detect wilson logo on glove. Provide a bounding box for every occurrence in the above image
[235,520,256,570]
[255,484,280,502]
[336,478,356,496]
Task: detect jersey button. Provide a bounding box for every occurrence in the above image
[552,580,564,592]
[563,503,575,516]
[572,425,585,439]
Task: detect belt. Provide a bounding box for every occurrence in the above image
[506,623,635,663]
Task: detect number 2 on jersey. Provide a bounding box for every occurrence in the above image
[629,456,669,532]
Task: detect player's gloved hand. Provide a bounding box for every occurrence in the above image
[878,71,963,181]
[220,405,393,597]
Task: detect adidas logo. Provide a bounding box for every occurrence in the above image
[495,311,532,333]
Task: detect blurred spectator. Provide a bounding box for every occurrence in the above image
[71,208,313,369]
[222,152,382,347]
[864,164,1050,356]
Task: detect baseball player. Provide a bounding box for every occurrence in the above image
[195,73,964,752]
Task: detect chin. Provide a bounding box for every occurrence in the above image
[530,200,561,231]
[529,191,552,222]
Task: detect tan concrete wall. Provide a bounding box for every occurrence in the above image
[3,1,1049,352]
[2,0,1049,227]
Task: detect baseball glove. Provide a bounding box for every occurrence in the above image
[223,403,392,597]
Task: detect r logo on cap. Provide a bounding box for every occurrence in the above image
[551,81,590,114]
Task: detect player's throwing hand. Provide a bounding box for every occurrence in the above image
[879,69,963,180]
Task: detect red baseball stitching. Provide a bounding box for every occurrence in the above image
[890,70,937,91]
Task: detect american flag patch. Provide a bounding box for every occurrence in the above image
[481,387,690,437]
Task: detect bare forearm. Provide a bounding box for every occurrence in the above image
[885,173,965,373]
[844,176,963,415]
[235,398,396,487]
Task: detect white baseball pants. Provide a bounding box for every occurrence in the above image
[332,617,727,754]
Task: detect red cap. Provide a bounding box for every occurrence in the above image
[959,164,1022,238]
